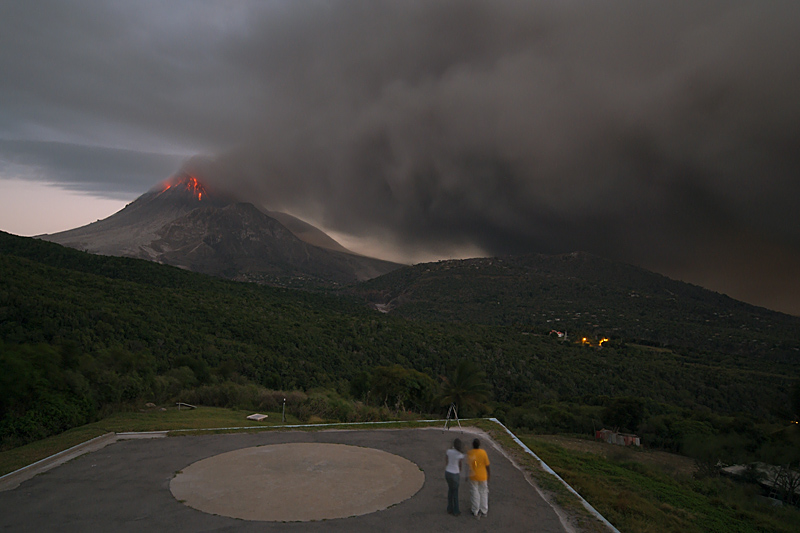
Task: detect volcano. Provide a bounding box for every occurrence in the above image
[41,174,402,285]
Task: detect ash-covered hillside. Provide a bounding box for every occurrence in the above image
[41,174,401,286]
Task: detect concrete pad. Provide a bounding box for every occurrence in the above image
[170,443,424,521]
[0,428,570,532]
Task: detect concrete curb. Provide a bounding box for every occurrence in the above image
[0,433,117,492]
[116,431,169,439]
[0,431,167,492]
[165,418,451,433]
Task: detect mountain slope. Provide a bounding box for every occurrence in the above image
[350,252,800,359]
[265,210,353,254]
[40,179,221,259]
[148,202,400,284]
[40,174,401,285]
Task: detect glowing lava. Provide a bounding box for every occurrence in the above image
[160,173,206,201]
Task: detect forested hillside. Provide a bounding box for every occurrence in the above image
[350,252,800,359]
[1,232,797,459]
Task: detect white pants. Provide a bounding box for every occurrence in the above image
[470,479,489,516]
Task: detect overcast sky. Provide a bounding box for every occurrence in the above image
[1,1,799,315]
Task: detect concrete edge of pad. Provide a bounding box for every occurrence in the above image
[488,418,620,533]
[0,430,168,492]
[0,433,118,492]
[116,431,168,440]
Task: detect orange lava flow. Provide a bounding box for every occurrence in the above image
[160,174,206,201]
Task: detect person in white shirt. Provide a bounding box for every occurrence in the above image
[444,438,465,516]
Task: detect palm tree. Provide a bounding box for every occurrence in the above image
[438,360,490,415]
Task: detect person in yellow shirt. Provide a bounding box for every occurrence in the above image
[467,437,490,518]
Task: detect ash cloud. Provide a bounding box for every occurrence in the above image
[195,1,800,312]
[3,1,800,313]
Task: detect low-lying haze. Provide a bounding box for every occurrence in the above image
[1,1,799,314]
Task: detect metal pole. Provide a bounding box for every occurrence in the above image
[443,403,462,432]
[282,398,286,423]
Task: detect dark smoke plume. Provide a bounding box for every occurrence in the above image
[178,1,800,313]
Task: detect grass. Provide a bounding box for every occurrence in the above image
[0,425,110,477]
[518,433,800,533]
[93,405,294,432]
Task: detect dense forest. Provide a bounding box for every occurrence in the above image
[349,253,800,360]
[1,231,798,478]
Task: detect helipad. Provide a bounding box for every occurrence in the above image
[0,428,571,532]
[170,442,424,521]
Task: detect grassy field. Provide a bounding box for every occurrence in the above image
[519,434,800,533]
[533,434,695,476]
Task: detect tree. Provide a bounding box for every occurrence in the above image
[772,464,800,506]
[349,371,371,403]
[602,397,645,433]
[370,365,436,412]
[438,360,490,416]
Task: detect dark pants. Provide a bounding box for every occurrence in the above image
[446,471,460,514]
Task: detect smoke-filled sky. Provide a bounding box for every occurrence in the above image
[1,1,799,315]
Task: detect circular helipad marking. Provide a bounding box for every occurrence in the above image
[170,443,425,522]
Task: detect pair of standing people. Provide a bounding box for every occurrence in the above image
[444,438,490,518]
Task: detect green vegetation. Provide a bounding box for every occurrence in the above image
[350,253,800,360]
[87,404,296,432]
[437,359,490,416]
[520,434,800,532]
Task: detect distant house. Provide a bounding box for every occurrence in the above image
[595,428,641,446]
